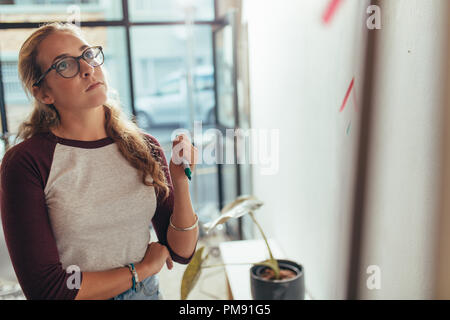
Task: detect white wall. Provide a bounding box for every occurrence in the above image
[245,0,449,299]
[245,0,369,299]
[358,0,448,299]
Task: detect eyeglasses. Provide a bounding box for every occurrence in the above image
[33,46,104,87]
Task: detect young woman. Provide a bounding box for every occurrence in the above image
[0,22,199,300]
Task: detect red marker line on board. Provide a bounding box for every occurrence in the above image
[322,0,344,24]
[339,77,355,113]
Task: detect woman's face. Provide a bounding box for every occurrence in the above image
[33,31,108,113]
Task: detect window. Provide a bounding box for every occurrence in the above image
[131,25,214,128]
[0,0,248,242]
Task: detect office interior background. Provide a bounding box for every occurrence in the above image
[2,0,450,300]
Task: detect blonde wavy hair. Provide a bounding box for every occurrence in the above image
[13,22,170,200]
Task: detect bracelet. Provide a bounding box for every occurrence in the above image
[169,214,199,231]
[127,263,140,292]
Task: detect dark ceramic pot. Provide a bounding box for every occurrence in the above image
[250,259,305,300]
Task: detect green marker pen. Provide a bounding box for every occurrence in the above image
[174,135,192,180]
[182,158,192,181]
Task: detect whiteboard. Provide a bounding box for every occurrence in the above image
[245,0,370,299]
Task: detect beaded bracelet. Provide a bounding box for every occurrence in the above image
[127,263,139,292]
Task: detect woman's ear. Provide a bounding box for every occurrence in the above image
[32,84,55,105]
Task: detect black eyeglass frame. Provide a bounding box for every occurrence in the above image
[32,45,104,87]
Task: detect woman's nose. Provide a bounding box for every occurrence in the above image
[80,59,95,77]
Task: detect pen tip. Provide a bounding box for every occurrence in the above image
[185,168,192,181]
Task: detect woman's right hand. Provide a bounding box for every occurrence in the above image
[138,242,173,279]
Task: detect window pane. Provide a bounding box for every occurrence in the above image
[128,0,214,22]
[0,26,132,134]
[131,25,214,129]
[0,29,30,136]
[215,24,235,128]
[0,0,123,23]
[131,25,220,231]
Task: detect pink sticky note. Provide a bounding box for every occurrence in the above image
[339,78,354,113]
[323,0,344,24]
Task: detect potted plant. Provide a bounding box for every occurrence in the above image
[181,195,305,300]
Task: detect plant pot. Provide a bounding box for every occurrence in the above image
[250,259,305,300]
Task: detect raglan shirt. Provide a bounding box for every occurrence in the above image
[0,131,196,300]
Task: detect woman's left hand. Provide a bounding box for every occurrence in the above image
[169,134,198,184]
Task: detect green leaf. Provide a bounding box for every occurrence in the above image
[220,195,257,214]
[180,247,207,300]
[203,195,263,233]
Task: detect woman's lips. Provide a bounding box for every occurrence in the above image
[86,82,102,92]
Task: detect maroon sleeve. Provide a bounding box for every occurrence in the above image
[0,140,81,300]
[145,134,197,264]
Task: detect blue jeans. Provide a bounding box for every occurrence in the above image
[111,274,164,300]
